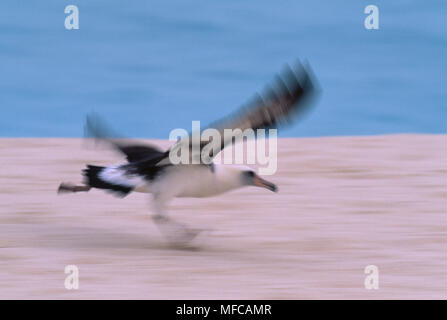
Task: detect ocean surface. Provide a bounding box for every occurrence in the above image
[0,0,445,138]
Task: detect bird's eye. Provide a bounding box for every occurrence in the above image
[245,171,255,178]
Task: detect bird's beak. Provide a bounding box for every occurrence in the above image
[253,175,278,193]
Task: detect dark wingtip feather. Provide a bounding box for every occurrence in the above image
[83,113,166,163]
[84,113,120,140]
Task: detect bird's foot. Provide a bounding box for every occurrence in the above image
[58,183,91,194]
[152,215,203,246]
[57,183,75,194]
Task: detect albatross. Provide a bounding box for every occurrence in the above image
[58,61,320,244]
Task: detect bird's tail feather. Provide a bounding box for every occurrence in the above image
[82,165,132,197]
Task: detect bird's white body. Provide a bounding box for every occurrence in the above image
[100,163,247,198]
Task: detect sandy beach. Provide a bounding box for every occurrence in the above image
[1,135,447,299]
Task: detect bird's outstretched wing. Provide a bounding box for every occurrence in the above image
[85,114,166,163]
[169,60,320,164]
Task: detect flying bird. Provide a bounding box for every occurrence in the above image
[58,61,320,244]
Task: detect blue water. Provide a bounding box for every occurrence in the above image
[0,0,446,138]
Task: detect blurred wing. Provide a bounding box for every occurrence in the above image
[85,114,166,163]
[170,60,320,164]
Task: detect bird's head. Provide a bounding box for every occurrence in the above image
[241,169,278,193]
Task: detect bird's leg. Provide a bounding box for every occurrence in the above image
[153,216,202,245]
[151,194,201,245]
[58,182,91,194]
